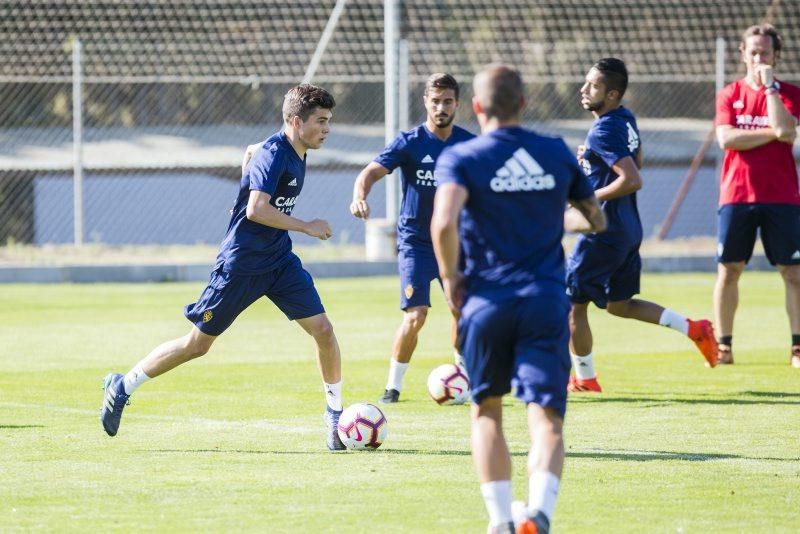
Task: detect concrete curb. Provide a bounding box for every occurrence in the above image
[0,256,774,283]
[0,261,398,284]
[641,254,772,273]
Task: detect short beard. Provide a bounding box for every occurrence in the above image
[432,114,455,128]
[583,100,603,113]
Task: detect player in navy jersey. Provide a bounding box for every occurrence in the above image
[350,73,475,403]
[566,58,719,393]
[432,64,605,534]
[100,84,349,451]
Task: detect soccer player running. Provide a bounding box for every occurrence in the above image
[566,58,719,393]
[350,73,475,403]
[432,64,605,534]
[100,84,349,451]
[714,24,800,367]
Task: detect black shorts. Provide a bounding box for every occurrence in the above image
[717,204,800,265]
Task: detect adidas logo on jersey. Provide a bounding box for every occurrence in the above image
[733,100,744,109]
[288,178,298,186]
[490,148,555,192]
[421,154,434,164]
[792,250,800,260]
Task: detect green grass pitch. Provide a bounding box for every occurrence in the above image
[2,273,798,532]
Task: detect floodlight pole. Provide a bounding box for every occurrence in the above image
[715,36,726,94]
[72,39,84,246]
[384,0,400,223]
[398,39,409,132]
[713,36,726,219]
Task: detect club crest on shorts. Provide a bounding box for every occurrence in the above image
[405,284,414,299]
[202,310,213,323]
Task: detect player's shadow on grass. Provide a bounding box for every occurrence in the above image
[148,448,799,463]
[740,390,800,398]
[566,449,798,463]
[572,393,800,406]
[0,424,44,429]
[151,448,474,456]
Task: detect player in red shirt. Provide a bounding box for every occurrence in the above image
[715,24,800,367]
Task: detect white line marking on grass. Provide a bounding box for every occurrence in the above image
[0,402,316,433]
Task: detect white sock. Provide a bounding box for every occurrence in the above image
[480,480,513,527]
[386,360,409,391]
[528,471,560,521]
[323,381,342,411]
[659,308,689,335]
[122,364,150,395]
[571,352,595,380]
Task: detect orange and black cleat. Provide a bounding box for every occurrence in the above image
[567,375,602,393]
[688,319,719,368]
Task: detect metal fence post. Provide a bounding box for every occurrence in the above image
[72,38,84,246]
[384,0,399,223]
[399,39,409,132]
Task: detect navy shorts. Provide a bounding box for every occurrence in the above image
[566,236,642,308]
[458,292,571,418]
[717,204,800,265]
[398,246,441,310]
[184,253,325,336]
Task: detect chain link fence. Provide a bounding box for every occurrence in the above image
[1,0,798,250]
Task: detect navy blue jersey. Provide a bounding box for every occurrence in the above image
[580,106,642,244]
[215,131,306,275]
[374,124,475,249]
[437,126,595,297]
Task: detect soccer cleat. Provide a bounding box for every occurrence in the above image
[512,501,550,534]
[515,514,549,534]
[379,388,400,404]
[100,373,130,437]
[323,406,346,451]
[687,319,719,368]
[715,344,734,365]
[567,375,602,393]
[791,346,800,369]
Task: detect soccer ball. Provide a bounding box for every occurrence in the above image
[427,363,470,405]
[336,403,388,450]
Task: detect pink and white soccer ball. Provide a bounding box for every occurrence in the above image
[336,403,388,450]
[427,363,470,405]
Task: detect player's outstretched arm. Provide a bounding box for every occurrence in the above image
[565,196,606,234]
[594,156,642,201]
[350,162,390,219]
[246,190,332,239]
